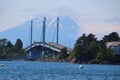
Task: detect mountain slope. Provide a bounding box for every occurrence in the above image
[0,16,79,48]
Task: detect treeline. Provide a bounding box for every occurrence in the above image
[0,38,26,59]
[59,32,120,64]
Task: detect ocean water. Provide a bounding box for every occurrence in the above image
[0,61,120,80]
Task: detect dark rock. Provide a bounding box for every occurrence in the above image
[82,61,87,64]
[101,61,112,64]
[89,59,100,64]
[71,58,77,64]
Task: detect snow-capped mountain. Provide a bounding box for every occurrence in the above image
[0,16,79,48]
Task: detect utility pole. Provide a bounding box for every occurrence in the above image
[57,17,59,44]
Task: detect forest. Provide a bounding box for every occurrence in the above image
[59,32,120,64]
[0,38,26,60]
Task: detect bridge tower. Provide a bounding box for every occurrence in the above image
[56,17,59,44]
[28,20,33,59]
[42,17,46,56]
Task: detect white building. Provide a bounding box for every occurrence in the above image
[113,44,120,54]
[106,41,120,55]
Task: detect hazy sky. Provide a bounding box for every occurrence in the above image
[0,0,120,37]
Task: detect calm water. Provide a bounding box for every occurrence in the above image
[0,61,120,80]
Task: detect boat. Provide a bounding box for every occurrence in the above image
[79,65,84,68]
[0,64,4,67]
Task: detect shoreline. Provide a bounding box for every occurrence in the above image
[1,58,120,65]
[35,58,120,65]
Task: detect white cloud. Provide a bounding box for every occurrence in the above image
[71,16,120,39]
[0,0,120,36]
[0,2,79,32]
[76,22,120,40]
[50,6,79,17]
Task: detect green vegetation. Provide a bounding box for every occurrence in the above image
[48,32,120,64]
[0,38,26,60]
[58,47,69,59]
[69,32,120,64]
[103,32,120,42]
[0,32,120,64]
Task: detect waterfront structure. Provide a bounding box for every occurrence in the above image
[0,38,8,46]
[25,42,72,59]
[106,41,120,54]
[25,17,72,59]
[113,44,120,54]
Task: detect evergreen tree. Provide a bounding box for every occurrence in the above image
[0,38,26,59]
[103,32,120,42]
[70,33,98,62]
[87,34,97,43]
[58,47,68,59]
[7,41,13,48]
[96,48,115,62]
[14,38,23,52]
[87,41,100,60]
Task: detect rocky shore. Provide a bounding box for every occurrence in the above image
[36,57,70,63]
[1,57,120,65]
[35,57,120,65]
[70,58,120,65]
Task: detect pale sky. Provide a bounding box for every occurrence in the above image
[0,0,120,37]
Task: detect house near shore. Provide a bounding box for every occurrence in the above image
[25,42,72,59]
[106,41,120,55]
[0,38,8,46]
